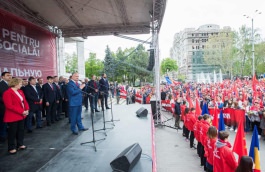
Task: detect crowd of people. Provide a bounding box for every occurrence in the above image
[0,72,115,154]
[161,77,265,172]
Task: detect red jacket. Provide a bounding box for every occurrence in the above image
[195,120,203,142]
[200,120,210,146]
[185,112,196,131]
[3,88,29,122]
[204,137,217,166]
[213,139,237,172]
[180,105,186,121]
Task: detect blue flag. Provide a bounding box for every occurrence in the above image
[218,110,225,132]
[165,76,172,84]
[201,103,209,115]
[249,126,261,171]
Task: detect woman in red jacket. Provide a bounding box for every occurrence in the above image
[3,78,29,154]
[204,126,217,172]
[186,107,196,148]
[200,114,211,171]
[213,131,238,172]
[193,115,203,157]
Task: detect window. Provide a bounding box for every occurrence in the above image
[192,46,194,49]
[192,34,194,36]
[192,39,194,43]
[202,45,205,49]
[193,52,195,55]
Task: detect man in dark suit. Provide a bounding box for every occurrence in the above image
[99,73,110,109]
[24,76,43,132]
[42,76,58,126]
[0,72,12,142]
[53,76,63,121]
[87,75,100,113]
[66,72,88,135]
[61,78,69,119]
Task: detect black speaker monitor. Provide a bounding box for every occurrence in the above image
[110,143,142,172]
[136,107,148,117]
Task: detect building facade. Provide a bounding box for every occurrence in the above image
[170,24,230,82]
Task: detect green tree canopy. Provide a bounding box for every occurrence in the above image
[85,53,104,78]
[160,58,178,75]
[65,52,78,73]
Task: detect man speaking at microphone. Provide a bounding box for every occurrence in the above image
[99,73,111,109]
[66,72,88,135]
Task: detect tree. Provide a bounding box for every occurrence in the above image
[65,52,78,73]
[204,29,236,76]
[104,46,115,80]
[160,58,178,75]
[85,53,104,78]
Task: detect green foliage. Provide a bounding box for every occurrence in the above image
[65,52,78,73]
[160,58,178,75]
[204,29,236,74]
[102,44,151,86]
[85,53,104,78]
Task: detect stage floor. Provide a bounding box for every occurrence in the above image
[0,103,152,172]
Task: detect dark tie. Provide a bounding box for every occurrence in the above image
[75,82,79,87]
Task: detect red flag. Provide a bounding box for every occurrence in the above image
[232,119,248,161]
[195,98,201,116]
[212,107,219,129]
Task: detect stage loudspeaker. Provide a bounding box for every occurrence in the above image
[147,49,154,71]
[136,107,148,117]
[110,143,142,172]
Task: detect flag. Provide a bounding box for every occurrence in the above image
[195,98,202,116]
[212,107,219,129]
[249,126,261,172]
[218,110,225,132]
[232,119,247,161]
[201,103,209,115]
[165,76,172,85]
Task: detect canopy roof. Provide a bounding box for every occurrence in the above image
[0,0,166,37]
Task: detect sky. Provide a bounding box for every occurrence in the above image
[65,0,265,60]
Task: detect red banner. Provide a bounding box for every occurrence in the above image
[0,9,57,79]
[135,94,142,103]
[208,108,245,127]
[161,100,175,113]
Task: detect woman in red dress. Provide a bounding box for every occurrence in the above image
[3,78,29,154]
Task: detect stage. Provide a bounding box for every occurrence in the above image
[0,103,153,172]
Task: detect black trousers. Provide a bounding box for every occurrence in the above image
[56,100,62,120]
[197,142,202,157]
[185,128,190,140]
[83,96,89,110]
[103,94,109,108]
[201,145,206,169]
[46,101,56,124]
[183,125,187,136]
[7,120,24,151]
[190,131,195,148]
[62,100,69,117]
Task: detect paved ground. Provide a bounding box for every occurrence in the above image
[0,99,152,172]
[155,110,265,172]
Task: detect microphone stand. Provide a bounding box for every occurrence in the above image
[98,82,120,126]
[80,93,106,152]
[94,91,113,136]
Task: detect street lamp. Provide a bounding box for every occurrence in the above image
[243,10,262,78]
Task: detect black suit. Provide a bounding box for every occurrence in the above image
[0,80,8,140]
[53,83,63,120]
[42,83,58,124]
[87,80,99,112]
[24,85,43,129]
[99,78,110,109]
[61,83,69,118]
